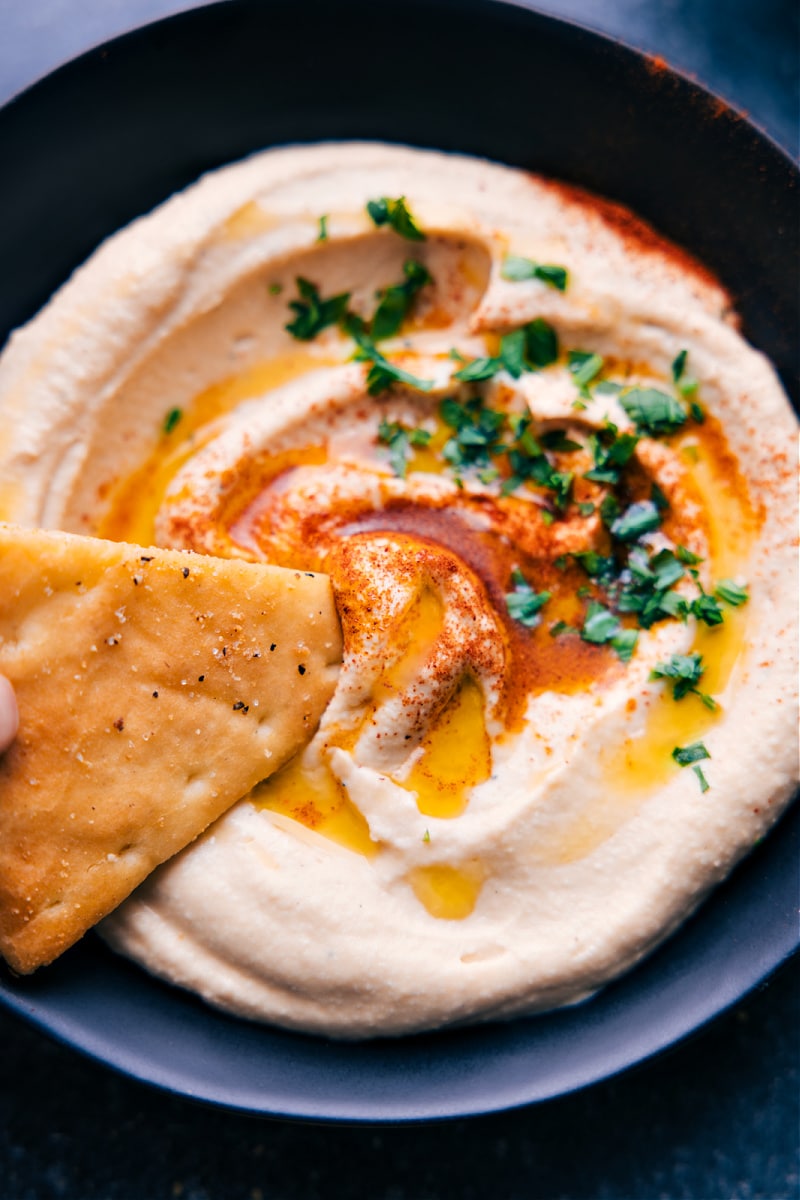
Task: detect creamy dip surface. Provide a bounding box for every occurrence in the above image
[0,143,796,1037]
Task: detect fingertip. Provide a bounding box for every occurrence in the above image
[0,675,19,752]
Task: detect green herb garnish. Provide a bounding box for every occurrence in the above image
[568,351,604,390]
[610,500,662,543]
[650,652,717,708]
[672,348,699,398]
[580,601,638,662]
[619,387,688,437]
[505,569,551,627]
[501,256,569,291]
[367,196,426,241]
[715,579,749,607]
[286,277,350,340]
[525,318,559,367]
[371,259,432,341]
[317,214,328,242]
[671,741,710,766]
[163,407,183,435]
[693,765,710,792]
[376,419,431,476]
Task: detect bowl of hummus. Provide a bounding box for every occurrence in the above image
[0,0,796,1117]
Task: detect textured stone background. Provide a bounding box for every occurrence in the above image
[0,2,797,1197]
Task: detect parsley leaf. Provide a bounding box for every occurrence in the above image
[619,387,688,437]
[286,277,350,340]
[568,351,604,390]
[584,425,639,485]
[579,602,638,661]
[672,741,710,766]
[581,601,621,644]
[366,360,434,396]
[377,419,411,477]
[610,628,639,663]
[371,259,432,341]
[715,579,749,606]
[367,196,426,241]
[452,317,558,381]
[163,407,182,435]
[650,652,717,708]
[693,765,711,792]
[610,500,662,543]
[317,214,328,242]
[375,419,431,477]
[525,318,559,367]
[499,329,528,379]
[452,355,502,383]
[690,591,724,627]
[505,569,551,627]
[501,256,569,291]
[343,313,434,395]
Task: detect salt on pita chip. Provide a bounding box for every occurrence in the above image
[0,524,342,973]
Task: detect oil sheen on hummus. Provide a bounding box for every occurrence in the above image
[0,144,796,1037]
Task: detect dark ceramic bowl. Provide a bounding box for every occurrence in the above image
[0,0,797,1121]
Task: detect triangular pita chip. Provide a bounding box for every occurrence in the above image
[0,524,342,973]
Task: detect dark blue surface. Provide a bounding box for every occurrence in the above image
[0,0,798,1193]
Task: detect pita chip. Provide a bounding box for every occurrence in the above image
[0,524,342,973]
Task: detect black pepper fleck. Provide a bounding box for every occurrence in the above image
[152,691,159,698]
[198,675,205,682]
[270,643,276,652]
[298,665,306,675]
[182,567,190,578]
[113,718,125,732]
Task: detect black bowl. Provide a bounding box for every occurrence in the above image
[0,0,797,1121]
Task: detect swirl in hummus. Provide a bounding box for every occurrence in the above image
[0,144,796,1036]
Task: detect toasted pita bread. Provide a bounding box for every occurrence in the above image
[0,524,342,973]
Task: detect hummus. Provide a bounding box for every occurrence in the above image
[0,143,796,1037]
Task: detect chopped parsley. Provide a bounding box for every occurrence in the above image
[163,407,183,435]
[671,741,710,766]
[619,387,688,437]
[693,765,711,792]
[365,358,434,396]
[650,652,717,709]
[525,318,559,368]
[610,500,662,543]
[552,601,638,662]
[317,214,329,242]
[614,547,689,628]
[366,196,426,241]
[690,589,724,627]
[440,395,505,470]
[501,256,569,291]
[505,569,551,627]
[581,601,622,644]
[672,348,699,398]
[285,277,350,340]
[343,313,434,396]
[377,419,431,478]
[499,329,528,379]
[452,355,502,383]
[583,424,639,485]
[451,318,559,383]
[715,578,749,606]
[371,259,432,341]
[568,351,604,391]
